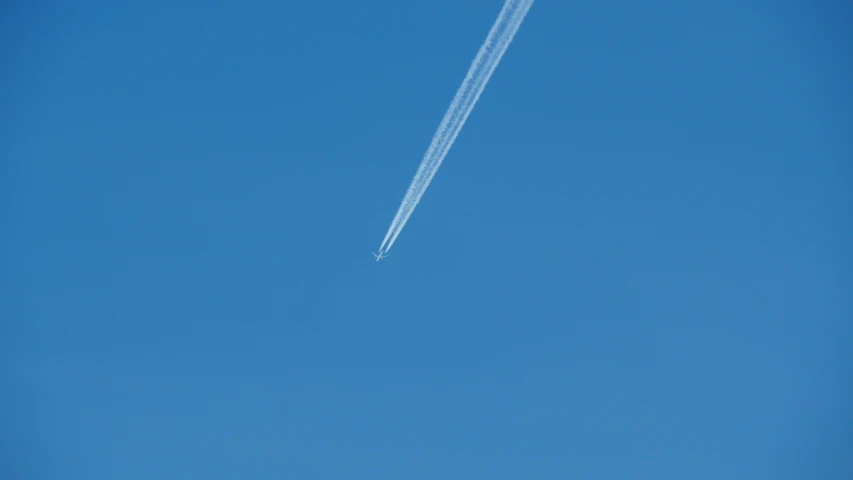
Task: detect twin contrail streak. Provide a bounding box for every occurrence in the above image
[376,0,534,256]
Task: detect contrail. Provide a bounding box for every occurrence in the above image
[378,0,532,252]
[377,0,534,255]
[378,0,522,250]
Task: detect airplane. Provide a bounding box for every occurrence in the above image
[372,251,389,261]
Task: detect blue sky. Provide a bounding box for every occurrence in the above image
[2,0,850,478]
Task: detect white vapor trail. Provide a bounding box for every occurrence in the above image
[377,0,534,255]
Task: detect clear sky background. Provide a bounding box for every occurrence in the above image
[2,0,851,478]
